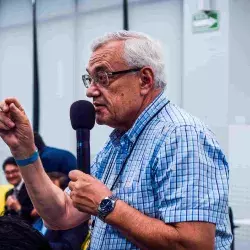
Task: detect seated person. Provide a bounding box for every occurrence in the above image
[0,215,51,250]
[3,157,36,224]
[33,172,88,250]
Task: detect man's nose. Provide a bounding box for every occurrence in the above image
[86,83,101,98]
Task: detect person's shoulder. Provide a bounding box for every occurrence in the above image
[43,146,76,159]
[159,105,223,153]
[159,102,213,135]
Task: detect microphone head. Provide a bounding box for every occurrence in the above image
[70,100,95,130]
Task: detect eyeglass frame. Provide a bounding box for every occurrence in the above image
[82,68,143,88]
[4,169,20,176]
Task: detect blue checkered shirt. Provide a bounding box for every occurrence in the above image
[90,92,232,249]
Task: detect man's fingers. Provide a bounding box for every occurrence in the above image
[0,98,26,125]
[9,103,25,123]
[5,98,25,112]
[68,181,74,191]
[0,112,15,128]
[0,121,11,131]
[0,97,24,114]
[0,101,10,113]
[68,170,83,181]
[6,196,13,202]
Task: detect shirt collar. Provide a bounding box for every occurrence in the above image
[110,91,169,146]
[15,179,24,192]
[110,129,125,147]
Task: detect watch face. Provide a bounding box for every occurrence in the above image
[100,199,113,213]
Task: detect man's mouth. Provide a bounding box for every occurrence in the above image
[93,103,106,112]
[93,102,106,108]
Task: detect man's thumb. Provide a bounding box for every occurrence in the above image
[9,103,24,122]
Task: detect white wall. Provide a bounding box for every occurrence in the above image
[228,0,250,245]
[183,0,230,155]
[37,0,76,153]
[129,0,183,106]
[0,0,33,184]
[183,0,250,247]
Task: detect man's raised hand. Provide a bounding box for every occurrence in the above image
[0,98,36,159]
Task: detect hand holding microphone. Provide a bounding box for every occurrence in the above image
[68,170,112,215]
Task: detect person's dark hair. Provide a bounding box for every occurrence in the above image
[2,157,17,171]
[34,132,46,152]
[47,172,68,190]
[0,215,52,250]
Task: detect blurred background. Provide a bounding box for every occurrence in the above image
[0,0,249,248]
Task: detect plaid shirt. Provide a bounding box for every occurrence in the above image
[90,92,232,249]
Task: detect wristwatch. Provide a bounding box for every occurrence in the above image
[97,195,118,221]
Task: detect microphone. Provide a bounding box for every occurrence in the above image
[70,100,95,174]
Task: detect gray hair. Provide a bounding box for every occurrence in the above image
[91,30,166,89]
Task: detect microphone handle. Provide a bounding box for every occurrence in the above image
[76,129,90,174]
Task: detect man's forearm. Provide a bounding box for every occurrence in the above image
[20,158,89,229]
[105,200,182,250]
[19,158,67,225]
[19,158,80,229]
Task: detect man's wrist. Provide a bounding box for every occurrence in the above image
[12,144,37,160]
[15,150,39,167]
[13,146,39,167]
[104,199,121,223]
[97,195,118,222]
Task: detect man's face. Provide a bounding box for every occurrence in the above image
[86,41,144,130]
[4,164,22,186]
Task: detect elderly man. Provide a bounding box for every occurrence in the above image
[0,31,232,249]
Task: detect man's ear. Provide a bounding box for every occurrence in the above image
[139,67,154,96]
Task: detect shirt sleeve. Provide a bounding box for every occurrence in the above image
[155,125,229,225]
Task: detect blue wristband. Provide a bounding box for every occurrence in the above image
[15,150,39,167]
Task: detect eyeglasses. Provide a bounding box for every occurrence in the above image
[82,68,142,88]
[4,169,20,176]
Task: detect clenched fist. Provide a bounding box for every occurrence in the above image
[6,195,21,212]
[0,98,36,159]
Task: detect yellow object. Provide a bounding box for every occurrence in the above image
[0,184,13,215]
[81,231,90,250]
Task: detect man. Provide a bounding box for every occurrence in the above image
[2,157,35,224]
[34,132,77,176]
[0,31,232,249]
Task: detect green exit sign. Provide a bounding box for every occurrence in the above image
[193,10,219,33]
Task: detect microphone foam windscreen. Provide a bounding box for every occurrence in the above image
[70,100,95,130]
